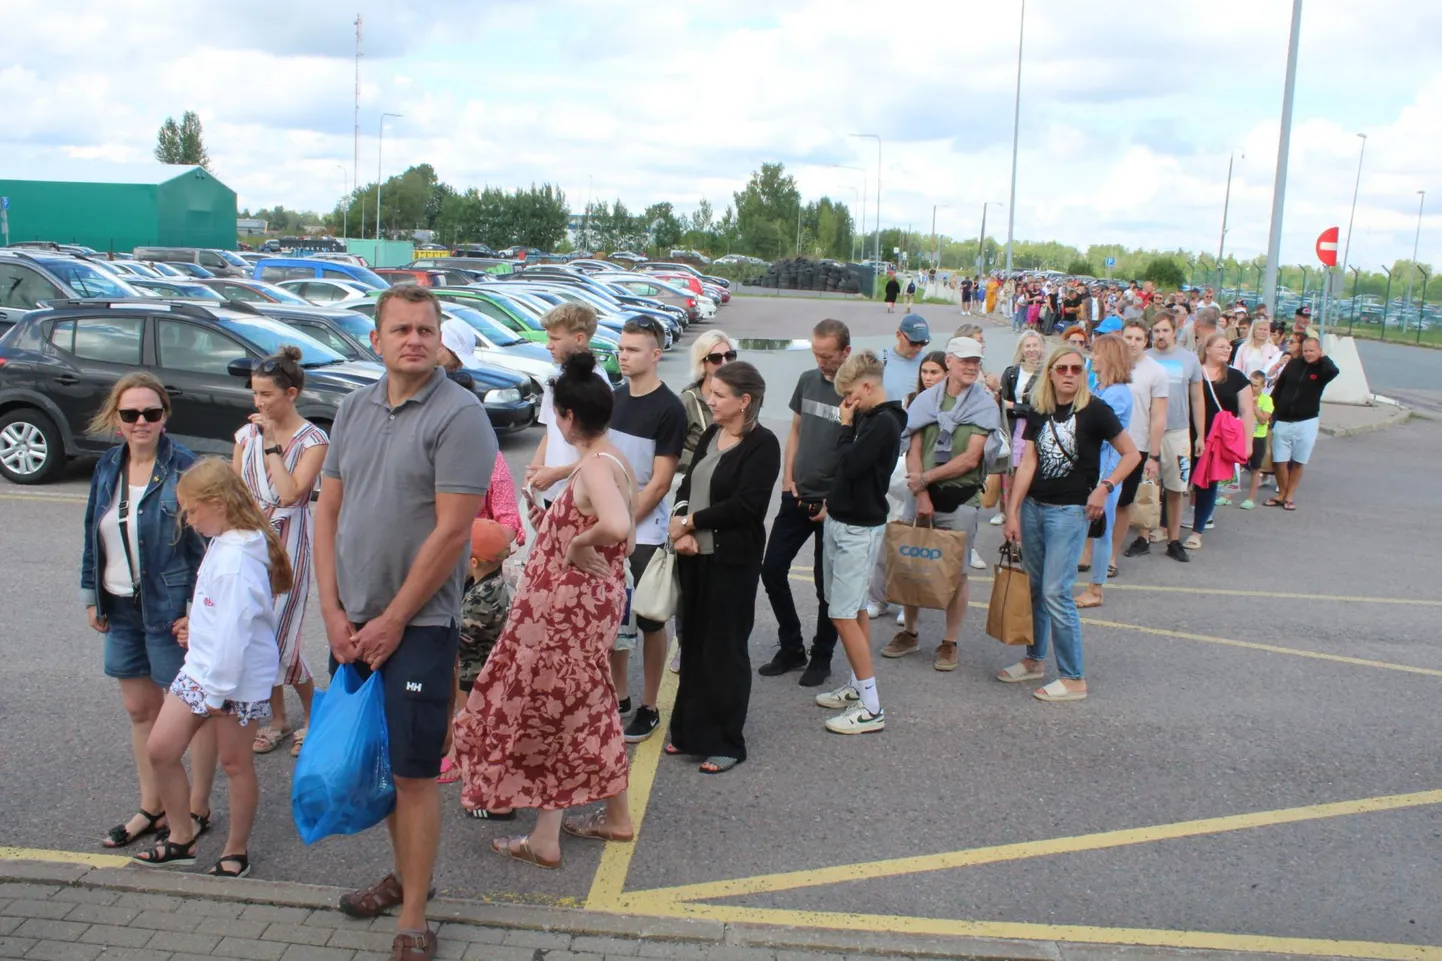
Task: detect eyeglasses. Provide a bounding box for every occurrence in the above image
[118,407,165,424]
[1066,339,1086,348]
[1052,364,1085,376]
[256,357,296,386]
[705,350,738,365]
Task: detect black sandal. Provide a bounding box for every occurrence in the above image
[207,854,250,878]
[132,835,199,867]
[102,809,167,849]
[191,811,212,838]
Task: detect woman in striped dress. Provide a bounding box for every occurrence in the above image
[230,347,329,758]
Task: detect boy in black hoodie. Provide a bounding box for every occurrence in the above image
[815,349,908,735]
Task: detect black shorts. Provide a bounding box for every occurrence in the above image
[1249,436,1268,471]
[628,543,666,635]
[330,622,459,780]
[1118,452,1148,508]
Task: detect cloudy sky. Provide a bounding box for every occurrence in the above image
[3,0,1438,266]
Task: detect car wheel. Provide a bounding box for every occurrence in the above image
[0,408,65,485]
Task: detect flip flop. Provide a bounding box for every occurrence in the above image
[997,662,1045,683]
[1283,501,1297,511]
[437,757,459,784]
[490,836,560,870]
[561,810,634,843]
[1034,679,1087,703]
[1264,497,1283,508]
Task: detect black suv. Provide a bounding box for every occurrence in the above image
[0,250,142,337]
[0,298,385,484]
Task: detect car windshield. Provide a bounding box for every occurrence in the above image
[42,259,139,298]
[214,315,346,366]
[218,251,248,267]
[446,305,524,346]
[247,282,309,304]
[488,295,543,327]
[331,311,376,342]
[339,265,391,289]
[137,281,225,300]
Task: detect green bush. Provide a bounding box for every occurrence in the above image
[1142,257,1186,288]
[706,261,768,285]
[1065,259,1095,277]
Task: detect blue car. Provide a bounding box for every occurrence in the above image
[253,258,390,290]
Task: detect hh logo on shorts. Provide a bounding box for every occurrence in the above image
[405,681,422,693]
[898,546,943,559]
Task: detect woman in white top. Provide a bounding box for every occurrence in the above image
[231,347,329,757]
[1232,317,1281,377]
[134,458,293,876]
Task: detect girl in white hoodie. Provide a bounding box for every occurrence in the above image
[133,458,293,877]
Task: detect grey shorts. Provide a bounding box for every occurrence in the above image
[822,517,886,620]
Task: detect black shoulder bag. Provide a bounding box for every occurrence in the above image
[1045,415,1107,539]
[115,450,143,611]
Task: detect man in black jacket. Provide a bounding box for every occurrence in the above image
[813,350,906,735]
[1269,334,1339,511]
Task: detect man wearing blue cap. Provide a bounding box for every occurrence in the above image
[882,314,932,402]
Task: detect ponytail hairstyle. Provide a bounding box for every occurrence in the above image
[176,457,294,596]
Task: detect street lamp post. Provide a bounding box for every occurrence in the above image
[375,112,403,256]
[1380,265,1394,342]
[1340,133,1367,290]
[1218,147,1244,272]
[1261,0,1304,312]
[850,135,881,262]
[1405,189,1426,313]
[1004,0,1026,274]
[335,164,349,241]
[978,202,1004,275]
[930,204,949,277]
[831,165,867,260]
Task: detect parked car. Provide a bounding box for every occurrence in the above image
[640,262,732,290]
[127,279,226,300]
[194,278,311,305]
[609,251,648,264]
[252,257,390,289]
[160,262,216,279]
[375,268,449,287]
[0,250,142,329]
[278,277,379,305]
[406,257,513,277]
[452,244,500,258]
[648,272,716,317]
[591,273,700,322]
[147,262,187,278]
[505,279,681,346]
[100,260,164,280]
[0,298,385,483]
[498,246,543,261]
[429,287,622,384]
[247,304,539,433]
[132,247,248,277]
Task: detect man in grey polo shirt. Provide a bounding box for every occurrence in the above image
[313,284,495,961]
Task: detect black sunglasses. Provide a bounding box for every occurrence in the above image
[705,350,738,365]
[118,407,165,424]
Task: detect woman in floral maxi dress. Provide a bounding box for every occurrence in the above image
[454,352,637,869]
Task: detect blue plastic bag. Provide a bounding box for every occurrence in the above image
[291,664,395,845]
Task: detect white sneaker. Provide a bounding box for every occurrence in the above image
[814,683,860,710]
[970,549,986,571]
[865,602,890,619]
[896,610,906,626]
[824,705,886,735]
[989,513,1005,526]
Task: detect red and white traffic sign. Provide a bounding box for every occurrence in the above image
[1315,226,1339,267]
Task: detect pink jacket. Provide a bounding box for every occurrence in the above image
[1195,411,1249,487]
[479,456,525,545]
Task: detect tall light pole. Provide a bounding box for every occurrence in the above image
[1217,147,1244,272]
[850,134,881,262]
[1004,0,1026,274]
[1261,0,1303,312]
[375,112,403,255]
[1405,189,1426,312]
[979,202,1004,275]
[930,204,949,273]
[831,165,867,260]
[1340,133,1367,280]
[334,164,349,241]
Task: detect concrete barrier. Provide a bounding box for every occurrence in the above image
[1322,333,1372,405]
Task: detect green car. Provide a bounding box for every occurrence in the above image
[426,288,623,383]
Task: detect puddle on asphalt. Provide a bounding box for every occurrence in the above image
[736,338,813,351]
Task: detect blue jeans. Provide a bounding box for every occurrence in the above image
[1012,304,1028,332]
[1021,500,1088,680]
[1089,449,1124,586]
[1192,482,1220,535]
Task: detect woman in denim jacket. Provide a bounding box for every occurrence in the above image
[80,372,215,849]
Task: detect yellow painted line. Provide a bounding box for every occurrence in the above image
[0,492,88,504]
[1086,616,1442,679]
[584,641,682,910]
[1078,581,1442,608]
[610,897,1442,961]
[0,847,131,869]
[625,788,1442,903]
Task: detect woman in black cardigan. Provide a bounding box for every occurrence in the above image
[665,362,781,773]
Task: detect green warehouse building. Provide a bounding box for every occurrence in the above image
[0,162,237,253]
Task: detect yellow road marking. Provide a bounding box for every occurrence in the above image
[608,898,1442,961]
[624,788,1442,903]
[0,492,88,504]
[0,847,131,869]
[1072,581,1442,607]
[584,642,681,910]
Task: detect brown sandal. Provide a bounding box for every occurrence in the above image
[390,928,438,961]
[490,835,560,870]
[561,809,635,843]
[338,873,437,919]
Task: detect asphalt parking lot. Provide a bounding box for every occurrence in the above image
[3,294,1441,958]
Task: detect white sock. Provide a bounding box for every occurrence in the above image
[856,676,880,715]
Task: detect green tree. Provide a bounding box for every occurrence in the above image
[1065,258,1095,276]
[1142,257,1186,288]
[155,111,210,169]
[734,163,800,261]
[643,202,685,251]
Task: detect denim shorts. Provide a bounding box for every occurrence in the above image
[1271,418,1319,465]
[101,591,187,687]
[822,518,885,620]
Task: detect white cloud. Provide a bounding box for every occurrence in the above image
[1,0,1437,266]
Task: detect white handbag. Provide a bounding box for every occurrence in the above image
[632,500,686,623]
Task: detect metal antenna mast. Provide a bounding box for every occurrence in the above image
[353,14,363,240]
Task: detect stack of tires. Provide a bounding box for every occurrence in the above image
[757,258,862,294]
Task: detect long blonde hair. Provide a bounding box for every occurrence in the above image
[1011,330,1045,370]
[177,458,294,596]
[689,330,734,381]
[1033,347,1091,415]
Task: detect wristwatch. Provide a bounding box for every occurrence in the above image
[683,515,694,531]
[1147,453,1160,462]
[264,445,283,457]
[1100,479,1116,493]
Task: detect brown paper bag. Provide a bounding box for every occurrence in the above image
[981,473,1002,509]
[882,521,969,610]
[1130,478,1161,531]
[986,559,1034,646]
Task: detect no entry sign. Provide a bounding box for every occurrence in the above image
[1315,226,1339,267]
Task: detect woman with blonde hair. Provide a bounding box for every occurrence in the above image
[678,331,736,471]
[80,372,216,850]
[1000,347,1139,701]
[1075,335,1133,608]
